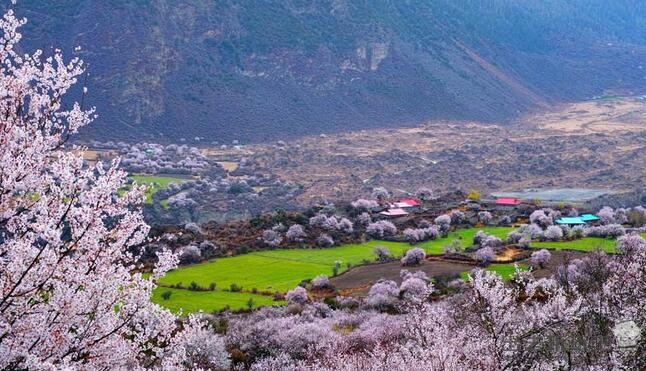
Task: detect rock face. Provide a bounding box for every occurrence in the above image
[18,0,646,143]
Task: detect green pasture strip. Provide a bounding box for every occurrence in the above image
[459,263,527,281]
[128,174,188,204]
[418,226,514,254]
[152,288,282,314]
[531,237,616,253]
[158,254,331,293]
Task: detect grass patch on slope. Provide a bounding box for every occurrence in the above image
[153,288,283,314]
[129,174,188,204]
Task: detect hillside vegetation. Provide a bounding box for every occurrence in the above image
[17,0,646,142]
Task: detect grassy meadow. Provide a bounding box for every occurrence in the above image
[459,263,527,281]
[530,233,646,253]
[129,174,188,204]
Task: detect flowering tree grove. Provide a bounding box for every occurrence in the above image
[0,8,224,369]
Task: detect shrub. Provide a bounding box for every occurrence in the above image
[401,248,425,266]
[482,235,503,248]
[374,246,392,262]
[416,187,434,201]
[332,261,341,276]
[285,286,308,305]
[449,210,466,224]
[208,282,216,291]
[596,206,615,225]
[435,213,451,226]
[478,211,493,225]
[529,210,553,229]
[286,224,307,242]
[357,212,372,226]
[351,199,379,211]
[230,283,242,292]
[443,239,463,254]
[188,281,202,291]
[531,249,551,268]
[179,245,202,265]
[616,234,646,254]
[198,241,219,260]
[585,224,625,238]
[507,231,523,245]
[473,230,488,246]
[309,214,340,231]
[161,290,172,300]
[316,234,334,247]
[262,229,283,247]
[569,225,586,239]
[246,298,254,310]
[475,246,495,266]
[365,280,399,310]
[366,220,397,238]
[311,275,332,289]
[544,226,564,241]
[338,218,354,233]
[184,222,202,234]
[467,189,480,201]
[371,187,390,202]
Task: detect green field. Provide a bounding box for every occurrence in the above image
[531,237,617,253]
[419,226,513,254]
[154,227,514,313]
[459,263,527,281]
[530,233,646,253]
[152,288,283,314]
[130,174,188,204]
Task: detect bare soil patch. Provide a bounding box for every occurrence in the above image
[331,260,475,296]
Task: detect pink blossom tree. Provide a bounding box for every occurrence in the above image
[531,249,552,268]
[366,220,397,238]
[415,187,433,201]
[286,224,307,242]
[475,246,496,266]
[0,8,220,369]
[351,199,379,211]
[597,206,616,225]
[401,248,425,266]
[478,211,493,225]
[285,286,309,305]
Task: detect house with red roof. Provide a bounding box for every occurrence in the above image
[495,197,522,206]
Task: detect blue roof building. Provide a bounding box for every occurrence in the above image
[579,214,600,222]
[555,217,587,225]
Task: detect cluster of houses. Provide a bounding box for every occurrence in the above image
[376,194,603,227]
[377,196,525,219]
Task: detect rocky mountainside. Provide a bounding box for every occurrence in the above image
[16,0,646,143]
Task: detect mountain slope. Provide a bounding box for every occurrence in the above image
[15,0,646,142]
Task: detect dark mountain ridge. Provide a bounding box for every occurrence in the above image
[15,0,646,143]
